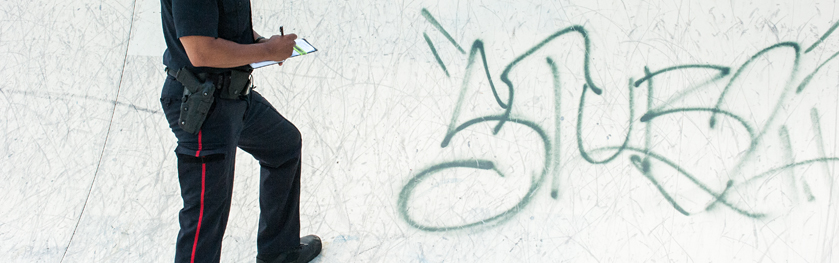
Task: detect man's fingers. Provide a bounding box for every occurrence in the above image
[265,33,299,61]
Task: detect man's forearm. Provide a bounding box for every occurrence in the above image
[181,35,269,68]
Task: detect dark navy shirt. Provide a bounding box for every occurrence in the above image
[161,0,254,74]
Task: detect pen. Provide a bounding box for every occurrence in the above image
[280,26,284,36]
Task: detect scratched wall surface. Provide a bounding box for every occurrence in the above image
[2,0,838,262]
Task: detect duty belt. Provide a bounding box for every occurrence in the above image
[165,67,253,99]
[165,67,253,134]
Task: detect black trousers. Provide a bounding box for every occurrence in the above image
[160,76,301,263]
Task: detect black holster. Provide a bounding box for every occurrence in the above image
[167,67,252,134]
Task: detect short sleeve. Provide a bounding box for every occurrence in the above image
[171,0,219,38]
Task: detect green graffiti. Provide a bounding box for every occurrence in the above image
[805,21,839,53]
[797,50,839,93]
[423,32,450,77]
[710,42,800,130]
[495,25,601,135]
[547,57,563,199]
[400,10,839,232]
[398,116,551,232]
[576,81,634,164]
[421,8,466,54]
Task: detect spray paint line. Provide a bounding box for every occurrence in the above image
[401,9,839,232]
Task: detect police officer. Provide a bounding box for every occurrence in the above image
[159,0,321,262]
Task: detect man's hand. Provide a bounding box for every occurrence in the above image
[263,34,298,62]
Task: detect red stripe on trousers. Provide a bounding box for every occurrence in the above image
[190,131,206,263]
[195,131,203,157]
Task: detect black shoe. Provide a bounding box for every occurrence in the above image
[256,235,322,263]
[296,235,322,262]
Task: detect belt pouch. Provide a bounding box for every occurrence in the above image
[173,68,216,134]
[223,69,252,99]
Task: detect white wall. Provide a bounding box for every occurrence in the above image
[2,0,838,262]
